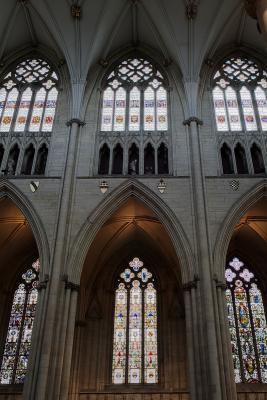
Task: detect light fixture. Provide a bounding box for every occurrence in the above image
[99,180,109,194]
[157,178,166,194]
[30,181,39,193]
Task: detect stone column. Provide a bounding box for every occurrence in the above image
[214,279,237,400]
[184,117,222,400]
[23,118,85,400]
[183,277,202,400]
[245,0,267,43]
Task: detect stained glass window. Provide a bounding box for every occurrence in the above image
[225,257,267,383]
[112,257,158,384]
[0,259,40,385]
[213,56,267,132]
[0,58,58,133]
[100,57,168,132]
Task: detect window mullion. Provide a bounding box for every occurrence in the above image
[125,286,130,384]
[252,88,263,133]
[236,88,246,133]
[142,285,145,384]
[224,90,232,132]
[40,89,49,132]
[26,89,37,132]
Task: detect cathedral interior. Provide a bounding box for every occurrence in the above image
[0,0,267,399]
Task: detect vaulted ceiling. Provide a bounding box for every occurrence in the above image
[0,0,265,84]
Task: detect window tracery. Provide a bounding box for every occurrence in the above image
[0,259,40,385]
[98,56,170,175]
[0,58,59,176]
[225,257,267,383]
[213,56,267,175]
[112,257,158,385]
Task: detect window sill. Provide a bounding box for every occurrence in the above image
[0,384,23,394]
[237,383,267,392]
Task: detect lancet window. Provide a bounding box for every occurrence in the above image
[0,58,59,175]
[112,257,158,384]
[225,257,267,383]
[0,259,40,385]
[98,56,170,175]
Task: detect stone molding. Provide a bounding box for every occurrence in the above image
[37,274,49,291]
[62,274,80,291]
[183,117,203,126]
[183,275,200,291]
[66,118,86,127]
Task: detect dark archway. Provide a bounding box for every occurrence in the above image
[34,144,48,175]
[158,143,169,174]
[234,143,248,174]
[144,143,155,174]
[221,143,234,174]
[21,144,35,175]
[128,143,139,175]
[251,143,265,174]
[98,144,110,174]
[7,144,20,175]
[112,144,123,174]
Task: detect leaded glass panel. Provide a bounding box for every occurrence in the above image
[0,259,40,385]
[213,55,267,132]
[225,257,267,383]
[112,257,158,384]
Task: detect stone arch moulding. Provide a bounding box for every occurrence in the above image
[213,180,267,282]
[0,179,50,280]
[67,179,195,285]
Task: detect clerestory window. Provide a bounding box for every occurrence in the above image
[112,257,158,384]
[212,56,267,132]
[0,58,59,176]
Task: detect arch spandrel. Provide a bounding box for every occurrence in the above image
[67,179,194,286]
[0,179,50,279]
[213,180,267,282]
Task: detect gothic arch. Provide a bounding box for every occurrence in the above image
[213,180,267,281]
[0,179,50,279]
[67,179,194,285]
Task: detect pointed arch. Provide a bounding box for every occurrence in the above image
[0,179,50,279]
[21,143,35,175]
[214,181,267,281]
[67,179,194,285]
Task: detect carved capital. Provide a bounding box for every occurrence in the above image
[37,274,49,291]
[214,276,227,291]
[186,1,199,20]
[66,118,85,127]
[71,5,81,19]
[183,275,200,291]
[183,116,203,126]
[62,274,80,292]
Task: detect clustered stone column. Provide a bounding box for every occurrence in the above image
[245,0,267,43]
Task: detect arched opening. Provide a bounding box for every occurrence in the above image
[221,143,234,174]
[34,144,48,175]
[112,144,123,175]
[144,143,155,175]
[128,143,139,175]
[0,196,39,388]
[251,144,265,174]
[70,198,188,398]
[234,143,248,174]
[223,196,267,386]
[98,144,110,175]
[158,143,169,174]
[21,144,35,175]
[7,144,20,175]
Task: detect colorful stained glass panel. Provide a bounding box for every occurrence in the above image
[144,283,158,383]
[240,87,257,131]
[114,88,126,131]
[225,87,242,131]
[156,87,168,131]
[213,87,228,131]
[144,88,155,131]
[129,87,140,131]
[128,280,142,383]
[14,88,32,132]
[255,87,267,131]
[0,88,19,132]
[42,88,58,132]
[29,88,46,132]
